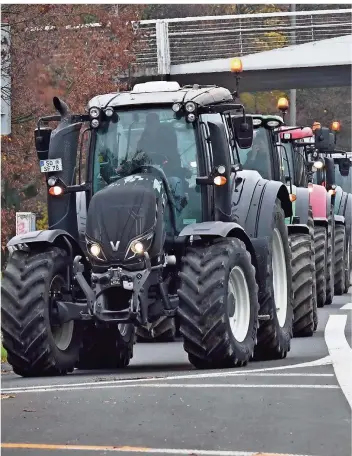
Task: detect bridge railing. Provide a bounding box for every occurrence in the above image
[133,9,352,75]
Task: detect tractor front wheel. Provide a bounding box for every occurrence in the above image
[1,248,82,377]
[178,238,259,369]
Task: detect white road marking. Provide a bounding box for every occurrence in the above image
[324,314,352,409]
[0,442,318,456]
[2,355,333,394]
[1,383,339,395]
[340,302,352,310]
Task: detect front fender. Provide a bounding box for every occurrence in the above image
[295,187,311,226]
[309,184,328,220]
[7,229,88,265]
[256,180,292,239]
[333,186,344,215]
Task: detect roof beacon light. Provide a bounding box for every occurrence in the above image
[277,97,289,111]
[230,58,243,73]
[331,121,341,132]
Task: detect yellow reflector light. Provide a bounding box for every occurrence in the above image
[328,189,336,196]
[214,176,227,186]
[289,194,297,202]
[230,58,243,73]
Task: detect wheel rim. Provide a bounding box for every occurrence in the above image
[272,228,288,327]
[227,266,251,343]
[49,275,74,351]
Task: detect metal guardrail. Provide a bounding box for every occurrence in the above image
[134,9,352,74]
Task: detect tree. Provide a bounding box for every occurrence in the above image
[1,4,143,248]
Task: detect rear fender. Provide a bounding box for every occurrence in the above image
[294,187,311,226]
[344,194,352,230]
[179,221,259,285]
[7,229,89,268]
[309,184,328,219]
[333,186,344,215]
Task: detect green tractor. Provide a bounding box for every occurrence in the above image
[235,113,317,337]
[1,81,295,377]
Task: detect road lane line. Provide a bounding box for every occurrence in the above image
[324,314,352,409]
[1,356,333,394]
[340,302,352,310]
[1,383,339,394]
[0,443,319,455]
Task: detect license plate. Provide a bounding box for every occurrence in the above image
[40,159,63,173]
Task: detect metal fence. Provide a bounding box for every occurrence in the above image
[133,9,352,75]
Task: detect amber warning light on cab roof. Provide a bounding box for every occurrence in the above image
[277,97,289,112]
[331,120,341,132]
[230,58,243,73]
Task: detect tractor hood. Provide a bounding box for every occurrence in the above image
[86,174,166,263]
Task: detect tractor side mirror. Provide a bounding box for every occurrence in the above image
[314,127,335,152]
[34,127,52,161]
[339,158,351,177]
[232,115,253,149]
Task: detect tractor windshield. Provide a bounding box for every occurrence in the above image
[334,163,352,193]
[237,126,272,179]
[92,106,202,229]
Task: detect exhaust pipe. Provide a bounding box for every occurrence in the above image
[53,96,70,119]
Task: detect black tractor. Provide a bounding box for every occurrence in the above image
[1,81,294,376]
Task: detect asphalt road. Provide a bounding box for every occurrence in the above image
[2,291,351,456]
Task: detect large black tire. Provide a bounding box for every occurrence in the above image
[1,248,82,377]
[178,238,259,369]
[290,233,314,337]
[253,199,294,361]
[344,232,351,293]
[314,225,327,308]
[325,207,335,305]
[76,323,134,370]
[334,223,346,295]
[136,316,176,343]
[307,209,318,331]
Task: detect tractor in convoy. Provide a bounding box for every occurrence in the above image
[309,122,352,293]
[1,80,295,377]
[229,60,316,337]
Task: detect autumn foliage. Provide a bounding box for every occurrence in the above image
[1,4,143,248]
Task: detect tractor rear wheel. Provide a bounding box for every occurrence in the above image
[136,316,176,343]
[1,248,82,377]
[325,208,335,305]
[290,233,314,337]
[253,199,293,361]
[314,225,327,308]
[334,224,346,295]
[344,233,351,293]
[307,209,318,331]
[178,238,259,369]
[76,323,134,370]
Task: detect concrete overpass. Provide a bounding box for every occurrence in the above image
[132,9,352,91]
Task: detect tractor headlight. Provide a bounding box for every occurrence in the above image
[313,159,324,169]
[185,102,196,113]
[86,237,106,261]
[104,107,114,117]
[125,231,154,260]
[89,107,101,119]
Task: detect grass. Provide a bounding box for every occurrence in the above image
[1,344,7,363]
